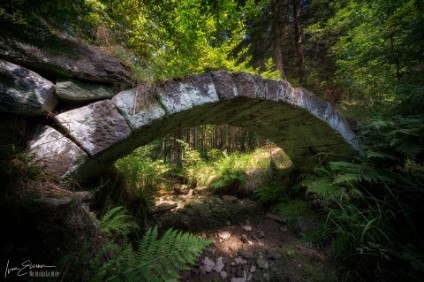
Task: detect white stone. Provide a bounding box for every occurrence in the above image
[218,231,231,240]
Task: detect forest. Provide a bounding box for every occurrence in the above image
[0,0,423,281]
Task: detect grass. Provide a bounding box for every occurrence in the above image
[185,146,291,193]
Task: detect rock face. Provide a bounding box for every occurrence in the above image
[55,79,116,102]
[0,59,56,115]
[0,19,131,86]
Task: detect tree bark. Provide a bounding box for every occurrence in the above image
[271,0,286,80]
[293,0,305,84]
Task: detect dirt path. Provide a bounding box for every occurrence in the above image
[146,187,339,282]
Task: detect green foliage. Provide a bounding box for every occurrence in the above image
[91,226,212,282]
[306,0,424,112]
[186,147,275,190]
[294,114,424,279]
[276,199,312,225]
[115,146,172,206]
[100,206,139,237]
[254,183,287,206]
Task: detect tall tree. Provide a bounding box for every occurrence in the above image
[293,0,305,84]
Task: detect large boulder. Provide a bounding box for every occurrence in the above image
[0,59,56,115]
[27,126,88,177]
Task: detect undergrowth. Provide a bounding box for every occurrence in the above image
[63,206,211,281]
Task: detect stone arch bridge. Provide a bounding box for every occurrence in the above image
[25,71,360,180]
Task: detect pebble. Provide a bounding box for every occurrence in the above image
[239,249,254,259]
[203,256,215,272]
[243,225,252,232]
[257,230,265,238]
[231,278,246,282]
[267,249,282,260]
[256,257,269,269]
[218,231,231,240]
[234,257,246,265]
[240,234,248,243]
[213,257,225,273]
[220,271,228,279]
[249,265,256,273]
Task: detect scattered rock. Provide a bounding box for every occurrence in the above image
[201,272,221,281]
[239,250,254,259]
[257,230,265,238]
[203,256,215,273]
[265,213,288,224]
[240,234,248,243]
[256,257,269,269]
[243,225,252,232]
[38,197,73,207]
[234,257,246,265]
[213,257,225,273]
[220,271,228,279]
[218,231,231,240]
[249,265,256,273]
[222,195,238,203]
[231,278,246,282]
[267,249,282,260]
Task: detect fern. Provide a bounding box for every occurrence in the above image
[100,206,140,237]
[93,226,212,282]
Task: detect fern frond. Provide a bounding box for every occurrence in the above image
[100,206,139,237]
[128,226,212,281]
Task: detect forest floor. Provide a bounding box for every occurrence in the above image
[146,185,340,282]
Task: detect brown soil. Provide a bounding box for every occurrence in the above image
[146,187,339,282]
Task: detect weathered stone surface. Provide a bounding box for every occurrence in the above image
[156,79,193,114]
[0,59,56,115]
[0,19,131,85]
[27,126,88,177]
[112,85,167,130]
[183,73,219,106]
[232,72,258,98]
[157,74,219,114]
[55,78,116,102]
[211,71,238,99]
[264,79,280,101]
[54,100,132,156]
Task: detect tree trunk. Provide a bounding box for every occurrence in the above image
[293,0,305,84]
[272,0,286,80]
[173,130,182,168]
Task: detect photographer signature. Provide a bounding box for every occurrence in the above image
[4,260,55,278]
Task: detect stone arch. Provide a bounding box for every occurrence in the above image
[27,71,360,180]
